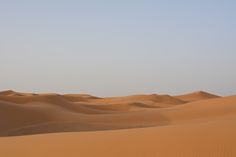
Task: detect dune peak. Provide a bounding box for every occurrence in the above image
[0,90,17,95]
[175,91,220,102]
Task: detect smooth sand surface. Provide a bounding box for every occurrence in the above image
[0,90,235,157]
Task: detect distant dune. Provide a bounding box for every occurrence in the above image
[0,90,235,157]
[175,91,220,102]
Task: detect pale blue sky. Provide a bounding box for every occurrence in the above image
[0,0,236,96]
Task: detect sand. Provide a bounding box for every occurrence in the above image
[0,90,235,157]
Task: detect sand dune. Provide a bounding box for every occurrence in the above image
[0,90,235,157]
[175,91,220,102]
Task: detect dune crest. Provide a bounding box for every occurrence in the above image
[175,91,220,102]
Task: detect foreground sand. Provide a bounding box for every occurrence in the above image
[0,90,235,157]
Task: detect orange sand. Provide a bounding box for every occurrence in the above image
[0,90,235,157]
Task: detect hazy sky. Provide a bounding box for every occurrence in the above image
[0,0,236,96]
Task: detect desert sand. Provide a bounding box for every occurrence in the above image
[0,90,235,157]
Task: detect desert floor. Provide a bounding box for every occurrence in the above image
[0,90,235,157]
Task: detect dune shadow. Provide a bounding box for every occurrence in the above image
[0,109,170,137]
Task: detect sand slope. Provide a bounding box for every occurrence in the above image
[0,90,235,157]
[175,91,220,102]
[1,117,235,157]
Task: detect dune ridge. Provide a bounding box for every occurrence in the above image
[175,90,220,102]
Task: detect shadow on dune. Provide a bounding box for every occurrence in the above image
[0,100,170,136]
[2,118,170,137]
